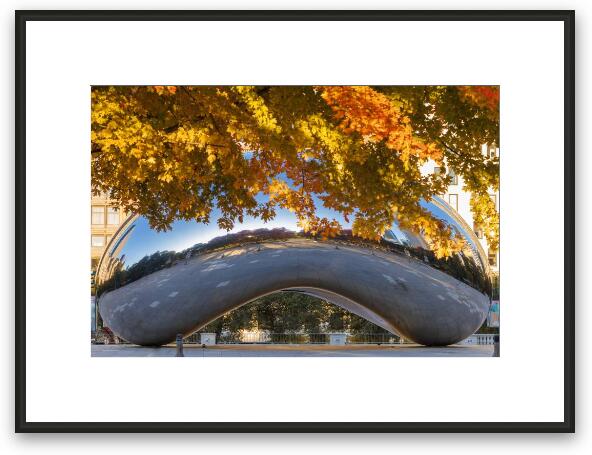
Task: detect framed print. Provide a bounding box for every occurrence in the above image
[15,10,574,432]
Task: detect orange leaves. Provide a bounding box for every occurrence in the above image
[319,86,442,162]
[151,85,178,95]
[458,86,499,113]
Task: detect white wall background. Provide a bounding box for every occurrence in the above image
[1,0,588,453]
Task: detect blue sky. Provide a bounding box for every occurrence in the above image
[116,193,469,268]
[119,194,352,267]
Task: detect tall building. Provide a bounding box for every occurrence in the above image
[422,143,500,299]
[91,192,128,272]
[438,144,498,273]
[90,192,128,332]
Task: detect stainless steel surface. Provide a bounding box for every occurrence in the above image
[96,198,492,346]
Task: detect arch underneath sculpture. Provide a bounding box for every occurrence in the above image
[190,288,398,343]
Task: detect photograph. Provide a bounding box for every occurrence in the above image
[90,85,500,358]
[15,8,574,433]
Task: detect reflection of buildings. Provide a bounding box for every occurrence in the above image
[91,192,128,272]
[90,192,128,331]
[97,220,490,302]
[423,143,500,296]
[95,221,136,286]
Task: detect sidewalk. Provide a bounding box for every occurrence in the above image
[91,343,494,357]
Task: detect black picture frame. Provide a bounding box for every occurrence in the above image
[15,9,575,433]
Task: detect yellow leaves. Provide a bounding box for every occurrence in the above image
[158,172,174,183]
[298,216,342,240]
[232,86,282,134]
[268,179,305,214]
[132,148,145,159]
[296,114,348,154]
[394,205,466,259]
[470,192,499,253]
[91,85,498,259]
[432,237,465,260]
[352,221,386,242]
[206,153,217,165]
[268,178,290,197]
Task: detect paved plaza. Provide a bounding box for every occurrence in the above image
[92,343,494,357]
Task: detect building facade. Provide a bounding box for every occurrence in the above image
[422,143,500,300]
[90,192,128,331]
[91,193,128,272]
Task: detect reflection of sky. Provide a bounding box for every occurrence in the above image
[116,192,473,268]
[120,195,352,267]
[388,223,411,245]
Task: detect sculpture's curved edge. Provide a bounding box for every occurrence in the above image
[97,239,491,347]
[282,287,489,346]
[99,283,489,347]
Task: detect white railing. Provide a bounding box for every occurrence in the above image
[460,334,497,345]
[93,331,498,345]
[183,332,498,345]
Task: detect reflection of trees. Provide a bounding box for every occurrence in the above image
[205,227,295,249]
[97,227,491,298]
[199,292,393,339]
[96,250,178,296]
[96,228,297,295]
[324,230,491,295]
[97,228,298,295]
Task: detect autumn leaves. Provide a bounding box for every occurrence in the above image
[320,86,443,163]
[91,85,499,258]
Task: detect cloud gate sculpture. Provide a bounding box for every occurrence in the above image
[95,198,492,347]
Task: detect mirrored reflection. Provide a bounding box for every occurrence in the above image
[96,198,492,347]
